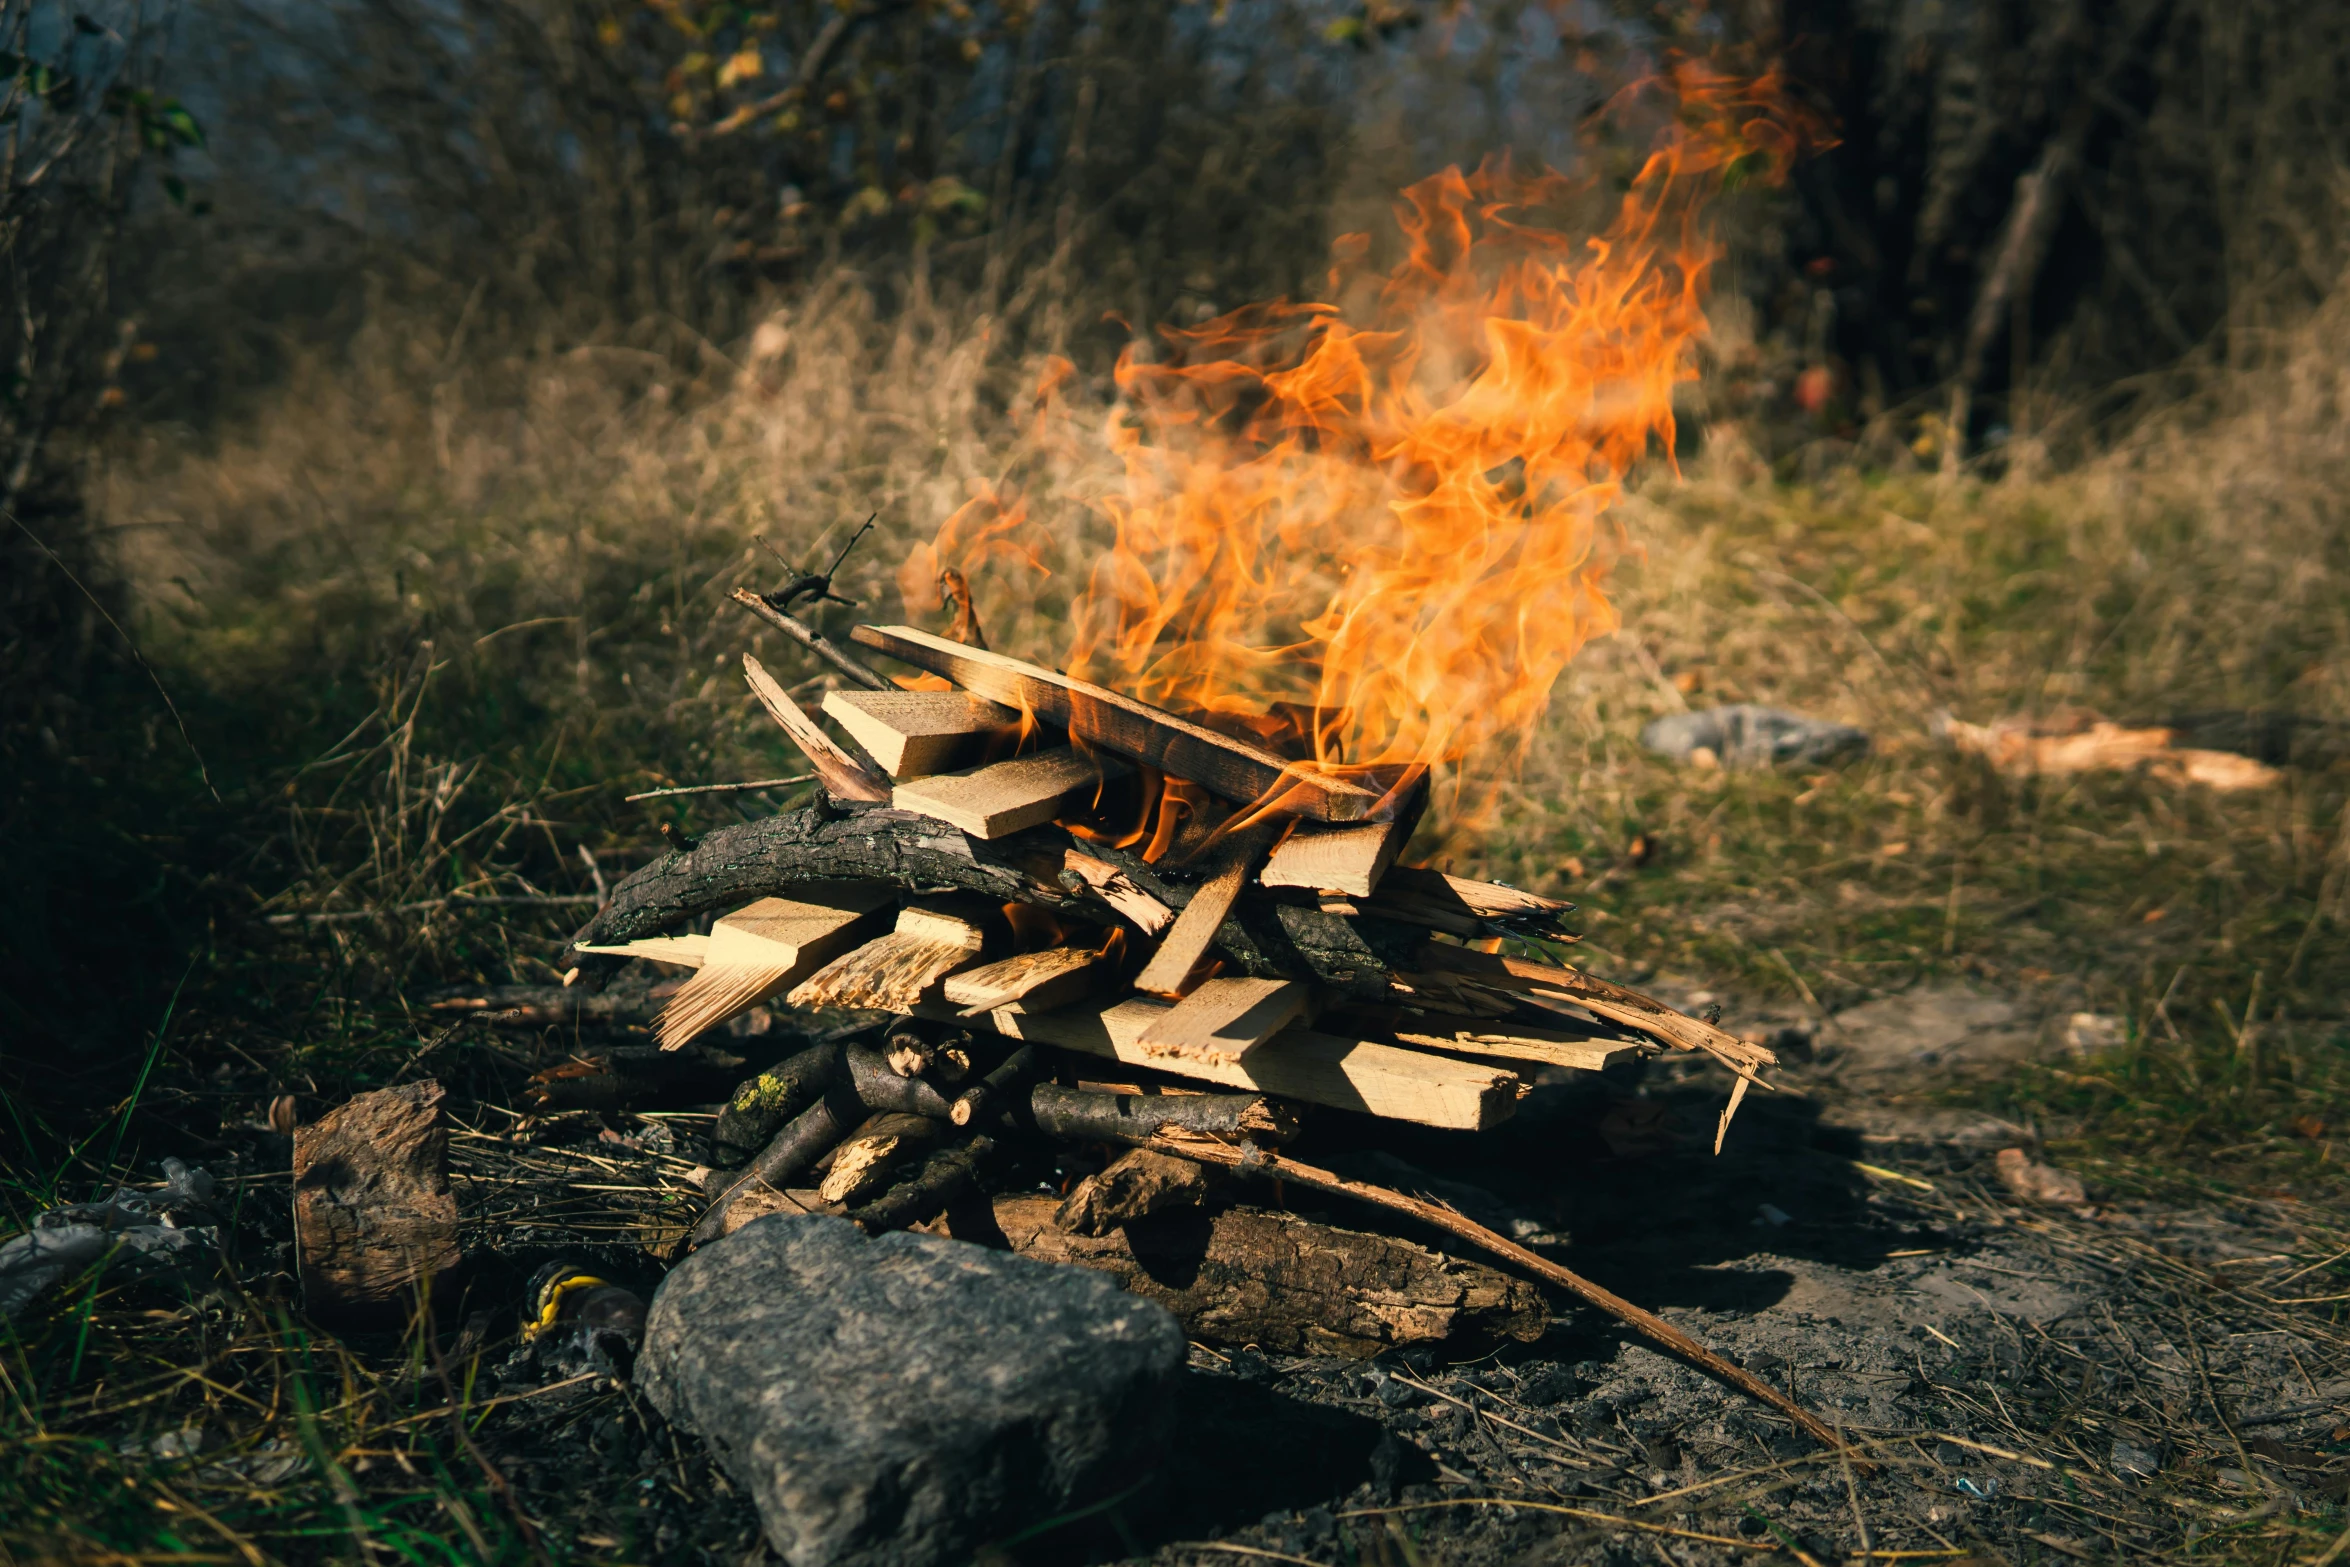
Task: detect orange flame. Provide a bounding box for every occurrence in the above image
[916,63,1810,795]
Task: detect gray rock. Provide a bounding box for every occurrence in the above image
[1640,705,1870,768]
[639,1214,1184,1567]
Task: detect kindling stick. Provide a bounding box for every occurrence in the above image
[1149,1131,1861,1461]
[731,589,892,690]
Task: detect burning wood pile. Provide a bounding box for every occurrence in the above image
[545,589,1827,1444]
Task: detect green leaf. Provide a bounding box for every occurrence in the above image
[162,173,186,205]
[159,101,204,148]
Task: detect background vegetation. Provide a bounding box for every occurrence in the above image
[5,0,2350,1558]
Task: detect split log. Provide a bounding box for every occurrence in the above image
[815,1113,947,1205]
[978,1197,1547,1358]
[711,1040,850,1167]
[574,934,710,967]
[788,905,988,1011]
[293,1081,461,1326]
[956,999,1522,1131]
[842,1136,995,1233]
[1027,1082,1299,1145]
[1383,1023,1642,1074]
[1411,944,1777,1081]
[1259,818,1412,898]
[819,688,1019,778]
[1054,1147,1217,1235]
[851,624,1391,822]
[1132,829,1269,995]
[1337,868,1577,940]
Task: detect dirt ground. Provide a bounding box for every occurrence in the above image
[213,981,2337,1567]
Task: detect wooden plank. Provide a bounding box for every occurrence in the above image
[1260,819,1410,898]
[851,623,1388,821]
[1372,869,1569,920]
[892,746,1129,839]
[655,886,897,1049]
[1061,850,1173,936]
[742,653,890,802]
[1137,976,1312,1065]
[1130,845,1257,996]
[820,688,1019,779]
[1389,1025,1641,1073]
[941,946,1104,1015]
[1411,944,1776,1075]
[937,997,1524,1130]
[787,925,987,1012]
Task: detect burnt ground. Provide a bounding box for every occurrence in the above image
[69,983,2350,1567]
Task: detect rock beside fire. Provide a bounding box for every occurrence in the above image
[639,1214,1184,1567]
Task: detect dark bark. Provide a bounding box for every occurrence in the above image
[560,805,1109,982]
[843,1136,996,1233]
[711,1040,850,1167]
[1027,1083,1298,1145]
[1054,1146,1217,1235]
[982,1197,1547,1358]
[949,1045,1041,1127]
[528,1043,751,1116]
[694,1083,866,1243]
[844,1042,961,1119]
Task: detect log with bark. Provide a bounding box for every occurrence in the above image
[968,1195,1548,1358]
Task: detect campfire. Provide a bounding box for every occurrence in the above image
[272,74,1864,1561]
[522,67,1831,1444]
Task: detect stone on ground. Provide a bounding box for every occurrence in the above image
[639,1213,1184,1567]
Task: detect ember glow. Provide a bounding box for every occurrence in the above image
[907,64,1809,799]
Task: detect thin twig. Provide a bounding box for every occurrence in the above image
[730,587,892,690]
[623,774,814,802]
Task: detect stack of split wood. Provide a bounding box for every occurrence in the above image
[551,604,1855,1441]
[566,614,1775,1169]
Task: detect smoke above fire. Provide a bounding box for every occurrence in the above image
[900,62,1811,799]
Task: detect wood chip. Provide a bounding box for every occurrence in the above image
[294,1081,460,1325]
[1061,850,1173,936]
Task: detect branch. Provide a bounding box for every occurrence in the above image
[1151,1132,1862,1461]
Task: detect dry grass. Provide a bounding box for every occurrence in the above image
[4,261,2341,1563]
